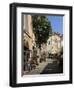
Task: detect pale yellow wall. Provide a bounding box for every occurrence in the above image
[47,34,62,54]
[27,15,35,50]
[23,15,35,51]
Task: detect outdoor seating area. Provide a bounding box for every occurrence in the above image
[23,52,47,73]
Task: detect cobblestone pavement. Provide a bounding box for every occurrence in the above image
[41,60,63,74]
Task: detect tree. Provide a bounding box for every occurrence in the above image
[32,15,52,49]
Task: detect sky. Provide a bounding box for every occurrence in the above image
[47,15,63,35]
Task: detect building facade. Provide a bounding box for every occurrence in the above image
[47,33,63,55]
[23,15,36,51]
[22,15,36,73]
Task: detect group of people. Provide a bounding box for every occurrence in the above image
[24,48,46,72]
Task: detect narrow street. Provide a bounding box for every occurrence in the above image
[40,59,63,74]
[23,58,63,75]
[22,14,63,76]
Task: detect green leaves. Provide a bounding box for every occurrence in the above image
[32,15,52,48]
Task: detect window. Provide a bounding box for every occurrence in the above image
[49,41,50,45]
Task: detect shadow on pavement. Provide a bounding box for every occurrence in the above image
[40,61,63,74]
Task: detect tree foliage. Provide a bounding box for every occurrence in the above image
[32,15,52,48]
